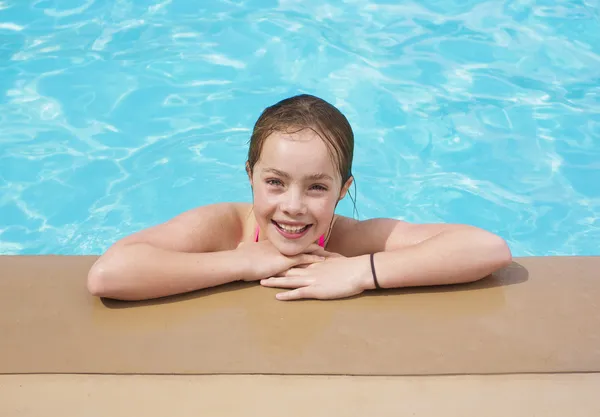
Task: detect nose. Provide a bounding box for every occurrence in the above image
[280,188,306,216]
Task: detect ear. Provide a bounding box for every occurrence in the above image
[338,176,354,201]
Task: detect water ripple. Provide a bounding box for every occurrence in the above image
[1,0,599,255]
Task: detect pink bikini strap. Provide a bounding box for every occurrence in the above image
[318,234,325,247]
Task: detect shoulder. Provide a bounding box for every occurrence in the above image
[113,202,253,253]
[327,215,468,257]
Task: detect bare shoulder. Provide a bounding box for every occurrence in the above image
[110,202,252,254]
[327,215,470,257]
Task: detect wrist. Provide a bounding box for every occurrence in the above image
[228,247,256,281]
[357,254,378,291]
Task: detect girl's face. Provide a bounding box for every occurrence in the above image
[249,129,352,256]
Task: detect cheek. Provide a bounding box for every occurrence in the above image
[310,196,337,218]
[252,186,277,212]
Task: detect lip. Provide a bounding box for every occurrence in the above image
[271,220,312,240]
[273,220,309,227]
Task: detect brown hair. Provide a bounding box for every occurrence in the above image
[247,94,354,186]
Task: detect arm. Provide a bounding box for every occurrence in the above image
[357,224,513,290]
[88,244,251,301]
[260,218,513,301]
[87,203,248,300]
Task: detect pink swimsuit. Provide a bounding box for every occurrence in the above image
[255,226,325,247]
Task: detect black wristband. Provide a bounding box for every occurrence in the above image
[370,253,381,289]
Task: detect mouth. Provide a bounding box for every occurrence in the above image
[271,220,313,239]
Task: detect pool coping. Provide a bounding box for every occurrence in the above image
[1,255,599,414]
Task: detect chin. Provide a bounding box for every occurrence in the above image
[268,232,316,257]
[272,240,309,257]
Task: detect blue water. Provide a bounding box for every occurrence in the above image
[1,0,599,256]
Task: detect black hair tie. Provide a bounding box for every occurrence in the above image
[370,253,381,290]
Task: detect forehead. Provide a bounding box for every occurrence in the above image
[259,130,338,176]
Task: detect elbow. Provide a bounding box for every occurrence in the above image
[87,250,128,299]
[487,234,513,272]
[461,226,513,272]
[87,260,112,298]
[87,243,149,300]
[498,236,513,266]
[464,228,512,282]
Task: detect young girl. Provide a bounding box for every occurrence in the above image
[87,94,512,301]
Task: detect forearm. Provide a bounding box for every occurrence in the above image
[87,243,248,301]
[361,227,512,290]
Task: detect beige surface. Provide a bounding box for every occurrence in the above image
[1,255,600,375]
[2,373,600,417]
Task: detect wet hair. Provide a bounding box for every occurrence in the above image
[247,94,354,186]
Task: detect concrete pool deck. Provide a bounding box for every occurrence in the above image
[1,255,599,415]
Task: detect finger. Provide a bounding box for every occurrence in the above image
[304,247,344,258]
[301,261,328,269]
[282,267,307,276]
[273,268,306,277]
[291,253,325,267]
[275,287,311,301]
[261,277,313,289]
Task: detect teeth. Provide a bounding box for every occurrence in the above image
[277,223,308,233]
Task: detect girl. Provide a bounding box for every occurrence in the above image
[87,94,512,301]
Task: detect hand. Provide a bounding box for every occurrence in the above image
[260,254,373,301]
[236,240,327,282]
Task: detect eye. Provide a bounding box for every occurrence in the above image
[266,178,283,187]
[310,184,328,191]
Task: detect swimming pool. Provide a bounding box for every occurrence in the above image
[1,0,599,256]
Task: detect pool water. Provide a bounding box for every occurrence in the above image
[1,0,599,256]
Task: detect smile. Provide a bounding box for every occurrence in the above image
[272,220,312,238]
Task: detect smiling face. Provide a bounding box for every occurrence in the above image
[248,129,353,255]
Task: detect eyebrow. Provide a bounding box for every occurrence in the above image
[263,168,334,182]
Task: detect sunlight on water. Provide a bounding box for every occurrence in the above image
[0,0,599,256]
